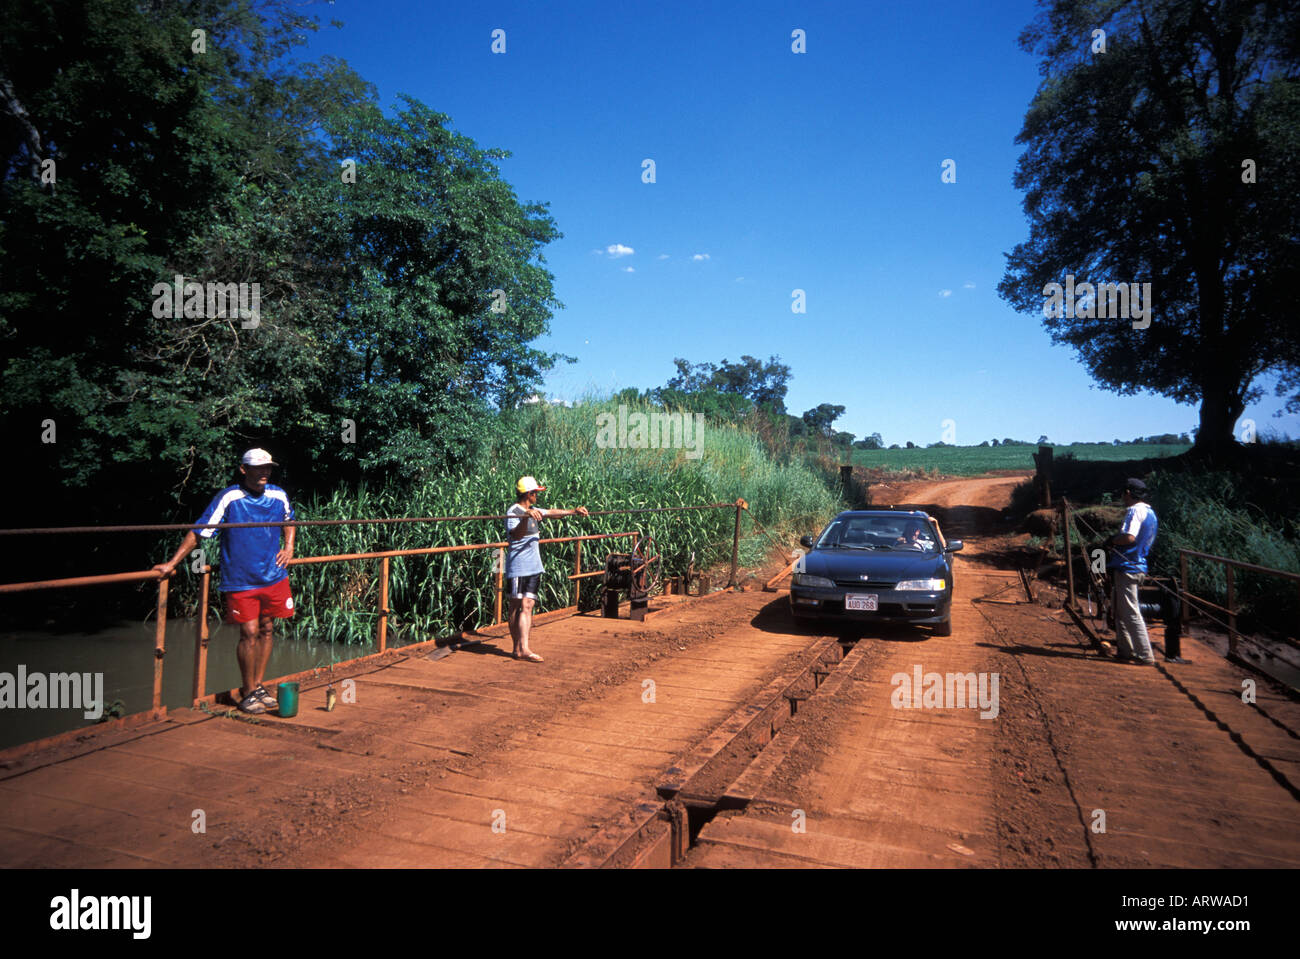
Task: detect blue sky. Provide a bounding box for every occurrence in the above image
[303,0,1297,446]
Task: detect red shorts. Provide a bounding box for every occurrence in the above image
[223,578,295,624]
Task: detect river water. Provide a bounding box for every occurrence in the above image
[0,619,376,751]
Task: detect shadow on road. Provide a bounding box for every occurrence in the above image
[983,640,1097,662]
[892,502,1016,540]
[749,595,933,643]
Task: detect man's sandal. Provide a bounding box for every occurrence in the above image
[237,691,268,714]
[253,685,279,709]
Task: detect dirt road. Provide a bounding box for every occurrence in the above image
[689,475,1300,867]
[2,474,1297,868]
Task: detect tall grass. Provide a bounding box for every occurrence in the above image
[270,398,838,644]
[1146,471,1299,640]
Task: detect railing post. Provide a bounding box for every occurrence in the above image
[729,500,743,588]
[1061,499,1076,610]
[495,548,505,625]
[573,540,583,611]
[153,576,168,714]
[193,568,210,705]
[1225,564,1237,656]
[378,556,389,653]
[1179,551,1189,622]
[1034,445,1053,508]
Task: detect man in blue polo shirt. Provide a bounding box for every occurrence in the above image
[1106,478,1159,665]
[155,449,296,712]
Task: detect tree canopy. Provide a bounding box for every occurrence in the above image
[801,403,846,437]
[0,0,564,523]
[998,0,1300,455]
[661,355,791,414]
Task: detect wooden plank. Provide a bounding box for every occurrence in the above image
[694,814,957,868]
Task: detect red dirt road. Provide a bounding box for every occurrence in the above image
[688,475,1300,867]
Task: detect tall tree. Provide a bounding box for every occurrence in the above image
[1,0,567,517]
[662,354,791,413]
[998,0,1300,456]
[313,96,566,481]
[802,403,845,437]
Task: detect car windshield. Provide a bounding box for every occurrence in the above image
[815,516,939,552]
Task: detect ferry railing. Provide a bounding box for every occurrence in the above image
[0,500,748,724]
[1177,548,1300,657]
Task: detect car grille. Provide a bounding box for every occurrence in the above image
[835,579,896,589]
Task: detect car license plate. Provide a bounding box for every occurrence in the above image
[845,593,878,611]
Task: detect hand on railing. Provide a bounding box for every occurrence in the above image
[151,562,176,579]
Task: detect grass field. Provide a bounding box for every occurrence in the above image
[848,443,1192,476]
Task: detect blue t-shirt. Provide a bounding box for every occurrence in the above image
[1108,501,1158,574]
[505,503,543,577]
[194,484,295,592]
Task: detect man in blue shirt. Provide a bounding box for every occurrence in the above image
[155,449,296,712]
[1105,478,1159,665]
[505,476,587,662]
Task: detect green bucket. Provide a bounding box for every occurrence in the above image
[277,681,300,718]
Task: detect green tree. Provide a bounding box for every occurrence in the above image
[802,403,845,437]
[654,387,753,422]
[998,0,1300,456]
[312,96,566,481]
[1,0,249,505]
[661,355,791,414]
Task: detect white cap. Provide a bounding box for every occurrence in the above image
[516,475,547,494]
[241,448,278,466]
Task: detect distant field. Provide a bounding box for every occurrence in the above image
[848,444,1192,476]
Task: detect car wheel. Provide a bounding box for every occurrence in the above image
[933,617,952,637]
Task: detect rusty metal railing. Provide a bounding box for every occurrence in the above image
[1178,548,1300,657]
[0,499,750,733]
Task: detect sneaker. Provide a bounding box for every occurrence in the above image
[253,685,279,709]
[237,691,268,714]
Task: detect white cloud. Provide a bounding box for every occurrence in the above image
[657,254,670,260]
[939,289,953,298]
[624,266,635,273]
[735,277,744,282]
[692,253,710,261]
[606,243,634,258]
[963,282,976,289]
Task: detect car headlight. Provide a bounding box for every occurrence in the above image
[895,578,946,591]
[792,573,836,588]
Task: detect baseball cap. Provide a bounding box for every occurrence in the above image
[516,476,547,494]
[1124,477,1147,495]
[241,448,278,467]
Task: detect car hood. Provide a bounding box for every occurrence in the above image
[802,549,945,582]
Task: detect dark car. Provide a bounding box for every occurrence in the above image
[788,509,963,635]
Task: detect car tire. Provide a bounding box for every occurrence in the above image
[933,617,952,637]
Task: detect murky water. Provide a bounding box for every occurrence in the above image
[0,619,376,750]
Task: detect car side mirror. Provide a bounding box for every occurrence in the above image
[799,535,814,549]
[945,540,963,553]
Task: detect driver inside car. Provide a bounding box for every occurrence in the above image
[896,520,928,549]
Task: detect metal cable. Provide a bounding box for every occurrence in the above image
[0,501,742,537]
